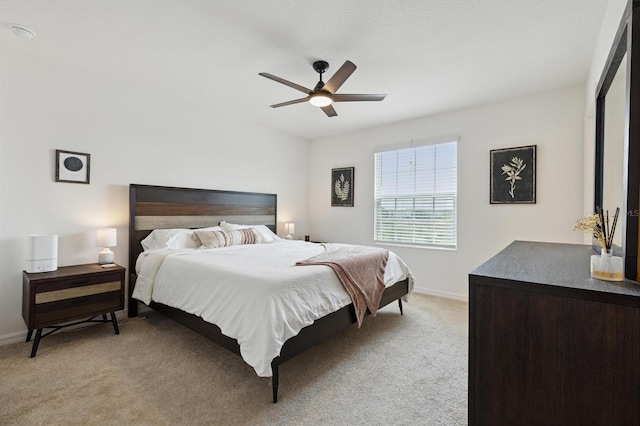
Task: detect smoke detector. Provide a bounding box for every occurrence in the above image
[10,25,35,39]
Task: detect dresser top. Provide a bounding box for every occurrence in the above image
[471,241,640,299]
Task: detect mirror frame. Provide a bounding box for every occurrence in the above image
[595,0,640,281]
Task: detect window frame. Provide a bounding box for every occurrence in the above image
[373,137,458,250]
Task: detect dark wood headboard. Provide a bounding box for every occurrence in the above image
[128,184,277,308]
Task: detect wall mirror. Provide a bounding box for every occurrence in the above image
[595,0,640,280]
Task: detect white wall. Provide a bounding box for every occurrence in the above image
[0,47,310,343]
[308,85,586,300]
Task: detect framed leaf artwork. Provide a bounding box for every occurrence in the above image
[490,145,536,204]
[331,167,354,207]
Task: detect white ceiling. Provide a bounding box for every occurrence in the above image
[0,0,608,141]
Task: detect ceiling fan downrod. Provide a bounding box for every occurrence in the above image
[313,60,329,90]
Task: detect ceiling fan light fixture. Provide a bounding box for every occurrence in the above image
[309,92,332,107]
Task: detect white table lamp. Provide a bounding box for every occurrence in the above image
[285,223,295,240]
[97,228,117,264]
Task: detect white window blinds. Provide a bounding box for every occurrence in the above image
[374,140,457,248]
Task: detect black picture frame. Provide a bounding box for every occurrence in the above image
[331,167,354,207]
[55,149,90,184]
[490,145,536,204]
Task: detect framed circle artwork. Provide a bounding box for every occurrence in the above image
[55,149,90,184]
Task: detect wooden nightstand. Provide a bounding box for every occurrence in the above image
[22,263,125,357]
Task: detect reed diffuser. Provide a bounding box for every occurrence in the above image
[573,207,623,281]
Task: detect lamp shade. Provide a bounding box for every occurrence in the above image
[96,228,117,247]
[285,223,295,234]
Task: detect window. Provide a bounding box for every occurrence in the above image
[374,139,457,248]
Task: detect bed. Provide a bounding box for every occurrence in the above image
[128,184,412,402]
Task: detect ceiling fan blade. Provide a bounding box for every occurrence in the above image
[332,94,387,102]
[270,97,309,108]
[322,61,357,94]
[259,73,312,94]
[320,104,338,117]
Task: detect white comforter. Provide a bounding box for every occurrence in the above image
[133,240,413,377]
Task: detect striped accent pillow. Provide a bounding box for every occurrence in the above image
[194,228,258,249]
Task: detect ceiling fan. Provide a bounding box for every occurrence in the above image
[259,60,386,117]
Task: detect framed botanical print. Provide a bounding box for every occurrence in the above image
[331,167,354,207]
[55,150,90,184]
[490,145,536,204]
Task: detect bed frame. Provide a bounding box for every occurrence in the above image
[128,184,409,402]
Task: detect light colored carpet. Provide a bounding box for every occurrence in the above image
[0,294,468,425]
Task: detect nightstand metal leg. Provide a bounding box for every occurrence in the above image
[26,329,33,342]
[102,314,107,321]
[30,329,42,358]
[110,312,120,335]
[398,298,403,315]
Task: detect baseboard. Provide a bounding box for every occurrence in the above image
[0,330,28,346]
[412,286,468,302]
[0,310,130,347]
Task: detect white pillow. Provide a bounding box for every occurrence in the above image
[220,222,279,243]
[141,226,221,251]
[194,225,222,233]
[252,225,280,243]
[141,229,183,251]
[219,221,248,231]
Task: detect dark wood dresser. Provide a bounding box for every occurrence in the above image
[468,241,640,425]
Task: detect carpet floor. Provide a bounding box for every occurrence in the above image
[0,294,468,425]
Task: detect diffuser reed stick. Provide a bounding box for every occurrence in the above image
[595,206,620,253]
[574,207,620,254]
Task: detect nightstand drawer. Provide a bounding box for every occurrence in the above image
[35,280,121,303]
[34,290,122,328]
[33,272,122,293]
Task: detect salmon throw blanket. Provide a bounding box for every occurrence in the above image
[296,243,389,327]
